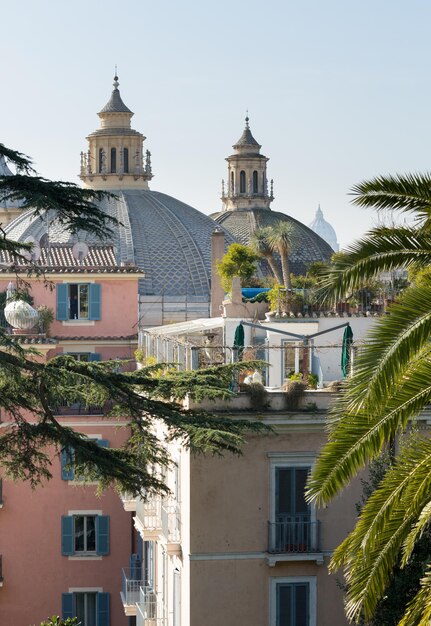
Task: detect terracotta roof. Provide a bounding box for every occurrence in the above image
[0,244,143,274]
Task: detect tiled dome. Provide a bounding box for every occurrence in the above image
[5,189,236,296]
[211,207,333,275]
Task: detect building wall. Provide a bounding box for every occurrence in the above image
[0,275,139,339]
[0,419,131,626]
[189,420,362,626]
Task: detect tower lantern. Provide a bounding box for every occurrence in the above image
[79,74,153,190]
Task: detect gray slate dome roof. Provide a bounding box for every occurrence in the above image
[233,117,261,152]
[5,190,235,296]
[211,208,333,275]
[98,76,133,114]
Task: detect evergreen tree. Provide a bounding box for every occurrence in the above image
[0,145,268,496]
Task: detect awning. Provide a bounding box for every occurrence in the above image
[142,317,225,337]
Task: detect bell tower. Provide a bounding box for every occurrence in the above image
[221,116,273,212]
[79,74,153,190]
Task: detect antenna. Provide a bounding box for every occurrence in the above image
[72,241,89,263]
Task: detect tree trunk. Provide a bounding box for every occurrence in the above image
[264,253,283,284]
[279,248,292,290]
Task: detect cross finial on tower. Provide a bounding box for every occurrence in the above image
[113,67,119,90]
[245,110,250,128]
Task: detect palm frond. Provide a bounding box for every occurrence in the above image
[351,172,431,227]
[329,439,431,621]
[397,563,431,626]
[316,227,431,300]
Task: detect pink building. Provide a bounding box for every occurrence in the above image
[0,244,141,626]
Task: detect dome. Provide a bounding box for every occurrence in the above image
[5,189,235,297]
[308,205,339,252]
[211,208,333,275]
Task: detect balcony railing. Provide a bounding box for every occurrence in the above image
[135,497,169,539]
[136,586,166,626]
[51,400,105,416]
[121,568,143,608]
[268,516,321,553]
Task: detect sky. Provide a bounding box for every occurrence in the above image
[1,0,431,249]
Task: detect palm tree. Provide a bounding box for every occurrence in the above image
[265,221,295,289]
[249,227,283,284]
[306,173,431,626]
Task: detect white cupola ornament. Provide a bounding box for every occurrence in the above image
[4,282,39,331]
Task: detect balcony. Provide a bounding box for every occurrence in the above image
[121,568,143,616]
[166,501,181,555]
[135,497,169,542]
[121,492,137,512]
[267,517,323,566]
[136,586,166,626]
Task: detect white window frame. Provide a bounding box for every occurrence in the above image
[269,576,317,626]
[268,453,316,525]
[68,283,90,320]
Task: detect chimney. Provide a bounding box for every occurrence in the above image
[210,228,225,317]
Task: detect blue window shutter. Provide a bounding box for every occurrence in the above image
[90,353,101,362]
[97,592,110,626]
[96,515,110,556]
[98,439,109,448]
[61,516,75,556]
[56,284,68,321]
[61,447,75,481]
[89,283,101,320]
[62,592,74,620]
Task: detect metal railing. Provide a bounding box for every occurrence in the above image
[121,568,143,606]
[136,586,166,626]
[268,516,320,553]
[51,399,106,416]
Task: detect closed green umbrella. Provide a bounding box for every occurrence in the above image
[341,324,353,378]
[233,323,245,360]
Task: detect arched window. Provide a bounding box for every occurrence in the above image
[98,148,104,173]
[123,148,129,173]
[253,171,258,193]
[230,171,234,193]
[240,170,246,194]
[110,148,117,173]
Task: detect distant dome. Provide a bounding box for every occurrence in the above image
[211,208,333,275]
[308,205,339,252]
[5,190,235,297]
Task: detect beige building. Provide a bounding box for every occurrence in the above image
[126,312,371,626]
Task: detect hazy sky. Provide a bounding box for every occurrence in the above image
[2,0,430,248]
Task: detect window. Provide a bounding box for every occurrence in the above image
[240,170,246,193]
[75,515,96,553]
[110,147,116,173]
[269,455,319,555]
[61,438,108,481]
[283,341,307,379]
[270,578,316,626]
[98,148,104,173]
[230,170,234,193]
[66,352,101,363]
[56,283,101,321]
[173,569,181,626]
[123,147,129,173]
[62,591,110,626]
[62,514,110,556]
[253,170,258,193]
[143,540,155,588]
